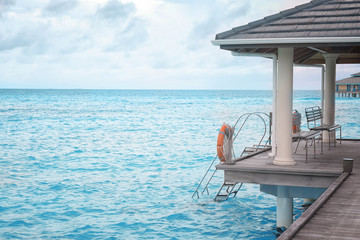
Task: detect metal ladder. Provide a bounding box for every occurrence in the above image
[192,112,272,201]
[192,156,218,199]
[214,181,243,202]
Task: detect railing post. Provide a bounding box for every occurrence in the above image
[343,158,353,173]
[224,127,234,165]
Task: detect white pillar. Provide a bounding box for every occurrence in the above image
[276,186,293,228]
[321,66,325,111]
[323,54,339,141]
[277,197,293,228]
[273,48,296,166]
[270,56,278,157]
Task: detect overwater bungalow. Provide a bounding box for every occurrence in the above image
[336,72,360,97]
[198,0,360,239]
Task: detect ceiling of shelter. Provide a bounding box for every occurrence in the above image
[220,46,360,64]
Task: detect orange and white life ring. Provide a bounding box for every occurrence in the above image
[217,123,231,162]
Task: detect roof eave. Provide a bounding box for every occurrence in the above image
[211,37,360,47]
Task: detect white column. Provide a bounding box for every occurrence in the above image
[277,197,293,228]
[270,56,278,157]
[321,66,325,111]
[323,54,339,141]
[273,48,296,166]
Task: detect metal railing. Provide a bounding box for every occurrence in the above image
[336,89,360,93]
[192,112,272,200]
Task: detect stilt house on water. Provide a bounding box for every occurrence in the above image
[336,72,360,97]
[207,0,360,239]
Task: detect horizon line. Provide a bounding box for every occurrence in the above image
[0,88,321,91]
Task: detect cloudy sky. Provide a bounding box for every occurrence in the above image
[0,0,358,90]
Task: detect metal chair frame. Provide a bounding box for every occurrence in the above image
[305,106,341,149]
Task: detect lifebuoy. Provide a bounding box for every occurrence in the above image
[217,123,231,162]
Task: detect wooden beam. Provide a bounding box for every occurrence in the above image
[294,48,318,64]
[263,48,278,54]
[308,47,327,53]
[221,45,360,64]
[308,46,360,54]
[305,58,360,64]
[302,59,325,64]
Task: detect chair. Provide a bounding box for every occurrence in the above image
[293,130,322,163]
[305,106,341,149]
[292,110,322,163]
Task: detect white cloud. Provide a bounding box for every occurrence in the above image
[186,1,250,51]
[44,0,78,15]
[0,0,15,16]
[96,0,134,20]
[0,0,359,90]
[107,18,148,51]
[0,11,48,53]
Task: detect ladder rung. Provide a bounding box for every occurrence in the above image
[217,194,228,197]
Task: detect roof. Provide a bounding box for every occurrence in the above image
[351,72,360,77]
[336,72,360,85]
[216,0,360,40]
[213,0,360,64]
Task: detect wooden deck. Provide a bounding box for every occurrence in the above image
[287,140,360,239]
[291,172,360,239]
[216,140,359,188]
[216,140,360,239]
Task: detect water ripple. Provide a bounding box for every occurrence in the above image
[0,89,358,239]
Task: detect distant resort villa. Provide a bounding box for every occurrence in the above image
[336,72,360,97]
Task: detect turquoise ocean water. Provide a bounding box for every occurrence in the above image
[1,89,359,239]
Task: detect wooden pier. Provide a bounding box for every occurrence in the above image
[337,90,360,98]
[279,140,360,240]
[216,139,359,239]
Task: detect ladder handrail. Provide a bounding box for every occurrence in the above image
[233,112,269,143]
[201,168,217,195]
[233,112,270,158]
[192,155,218,199]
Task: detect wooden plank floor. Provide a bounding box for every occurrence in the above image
[219,140,359,173]
[292,141,360,240]
[216,140,360,239]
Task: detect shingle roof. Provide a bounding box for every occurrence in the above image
[216,0,360,40]
[336,73,360,84]
[214,0,360,64]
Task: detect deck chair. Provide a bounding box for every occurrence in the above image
[292,110,322,163]
[305,106,341,150]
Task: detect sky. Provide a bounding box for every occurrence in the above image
[0,0,358,90]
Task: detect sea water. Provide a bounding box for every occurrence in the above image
[0,89,359,239]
